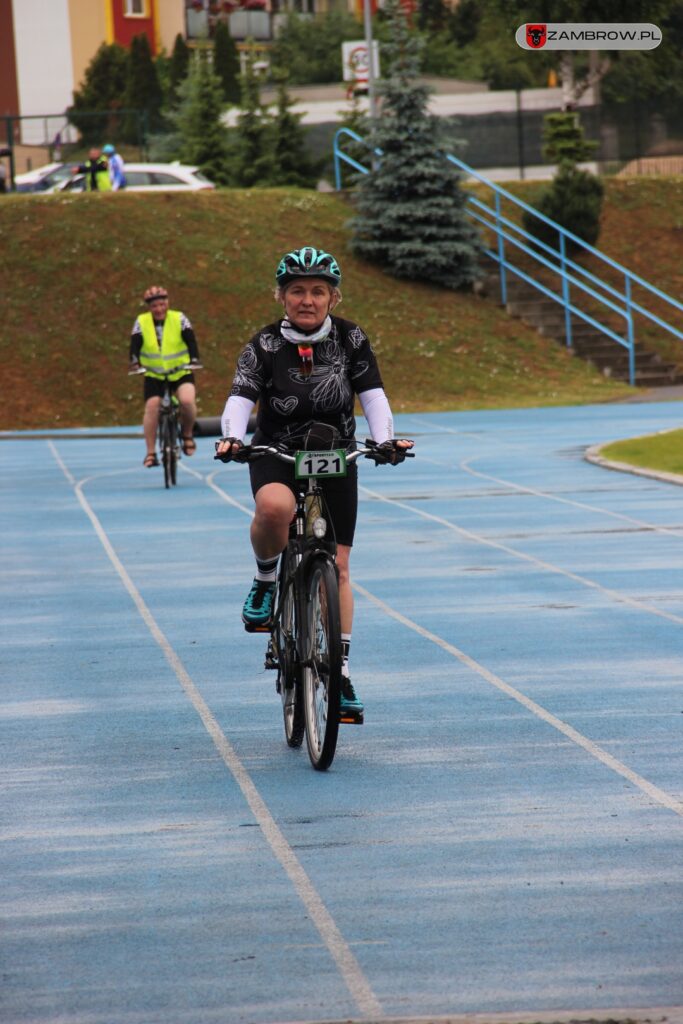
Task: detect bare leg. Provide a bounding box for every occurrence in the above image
[335,543,353,635]
[251,483,296,561]
[143,396,161,457]
[176,382,197,451]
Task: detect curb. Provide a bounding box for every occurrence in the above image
[585,433,683,488]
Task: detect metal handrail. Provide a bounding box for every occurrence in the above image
[333,126,683,386]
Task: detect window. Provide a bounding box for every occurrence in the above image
[125,171,153,186]
[124,0,146,16]
[150,173,184,186]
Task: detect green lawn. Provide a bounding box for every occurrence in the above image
[600,428,683,476]
[4,177,683,430]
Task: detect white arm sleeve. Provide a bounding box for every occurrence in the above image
[358,387,394,444]
[220,395,255,441]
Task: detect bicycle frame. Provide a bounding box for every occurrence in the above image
[129,364,200,489]
[216,435,413,769]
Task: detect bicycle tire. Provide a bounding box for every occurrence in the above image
[275,549,304,748]
[159,415,177,489]
[170,415,178,487]
[302,556,342,771]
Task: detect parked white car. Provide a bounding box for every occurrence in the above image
[55,162,216,193]
[15,162,74,192]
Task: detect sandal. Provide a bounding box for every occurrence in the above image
[182,435,197,456]
[143,452,159,467]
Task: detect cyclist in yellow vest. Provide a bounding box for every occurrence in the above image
[73,147,112,192]
[129,285,202,467]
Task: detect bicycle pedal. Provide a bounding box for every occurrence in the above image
[264,651,278,670]
[339,712,364,725]
[243,621,271,634]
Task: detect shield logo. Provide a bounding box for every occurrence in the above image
[526,24,547,48]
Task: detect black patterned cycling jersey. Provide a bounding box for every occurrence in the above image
[229,316,384,444]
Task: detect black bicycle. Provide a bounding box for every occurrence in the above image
[215,428,413,770]
[129,364,201,489]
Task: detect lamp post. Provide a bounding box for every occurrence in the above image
[362,0,377,123]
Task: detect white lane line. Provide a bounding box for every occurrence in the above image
[459,456,683,538]
[353,580,683,819]
[203,471,683,818]
[49,443,382,1019]
[360,484,683,627]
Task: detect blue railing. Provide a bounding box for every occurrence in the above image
[333,126,683,386]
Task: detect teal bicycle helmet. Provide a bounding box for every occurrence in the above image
[276,246,341,287]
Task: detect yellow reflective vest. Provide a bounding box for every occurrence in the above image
[84,159,112,192]
[138,310,190,381]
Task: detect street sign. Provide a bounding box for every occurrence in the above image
[341,40,380,83]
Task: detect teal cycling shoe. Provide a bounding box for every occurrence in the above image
[242,579,276,630]
[339,677,364,724]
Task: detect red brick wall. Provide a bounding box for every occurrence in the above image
[0,0,20,117]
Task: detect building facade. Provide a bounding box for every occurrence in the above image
[0,0,184,123]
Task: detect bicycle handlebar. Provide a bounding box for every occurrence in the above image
[128,363,203,377]
[214,438,414,466]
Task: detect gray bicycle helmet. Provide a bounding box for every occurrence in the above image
[276,246,342,287]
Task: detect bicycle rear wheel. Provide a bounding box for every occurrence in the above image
[302,556,341,771]
[275,550,304,748]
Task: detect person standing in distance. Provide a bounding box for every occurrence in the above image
[129,285,202,467]
[102,143,126,191]
[72,147,111,191]
[215,246,413,719]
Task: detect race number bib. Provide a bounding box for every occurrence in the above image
[295,449,347,478]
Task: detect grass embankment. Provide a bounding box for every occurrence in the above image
[3,179,682,430]
[600,429,683,477]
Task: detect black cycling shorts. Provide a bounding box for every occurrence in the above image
[249,452,358,548]
[143,372,194,401]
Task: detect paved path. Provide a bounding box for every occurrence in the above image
[2,400,682,1024]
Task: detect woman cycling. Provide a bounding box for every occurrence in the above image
[216,246,413,719]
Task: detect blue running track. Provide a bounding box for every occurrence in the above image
[1,401,682,1024]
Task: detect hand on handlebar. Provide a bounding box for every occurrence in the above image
[214,437,246,462]
[365,438,415,465]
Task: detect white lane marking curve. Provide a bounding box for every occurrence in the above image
[359,484,683,627]
[48,442,382,1019]
[203,470,683,819]
[352,581,683,820]
[459,456,683,538]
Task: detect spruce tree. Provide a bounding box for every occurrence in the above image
[167,33,190,109]
[522,111,604,251]
[231,49,273,187]
[267,74,320,188]
[351,0,482,289]
[172,51,232,184]
[124,33,165,142]
[67,43,129,143]
[213,20,241,105]
[337,87,371,184]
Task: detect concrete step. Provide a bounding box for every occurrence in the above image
[630,368,683,386]
[483,263,683,388]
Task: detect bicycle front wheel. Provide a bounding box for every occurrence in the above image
[275,550,304,748]
[302,556,342,771]
[159,415,177,489]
